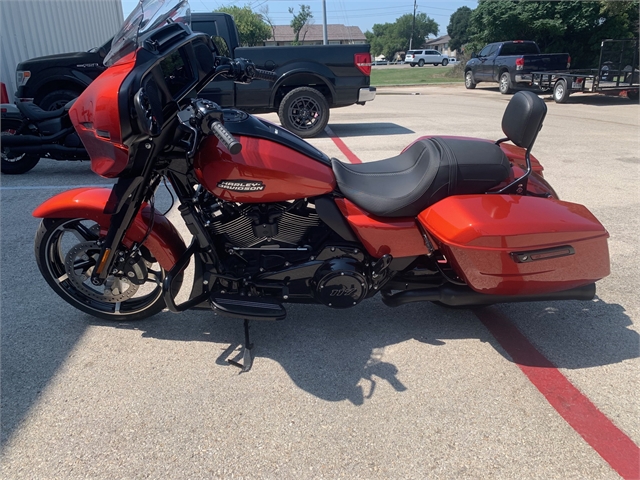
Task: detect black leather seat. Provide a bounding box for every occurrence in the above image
[332,136,510,217]
[16,98,76,121]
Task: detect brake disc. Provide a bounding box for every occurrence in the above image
[64,241,139,303]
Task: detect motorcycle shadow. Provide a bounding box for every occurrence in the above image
[88,296,638,405]
[325,122,414,137]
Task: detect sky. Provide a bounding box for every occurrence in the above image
[121,0,478,37]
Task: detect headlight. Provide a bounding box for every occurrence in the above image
[16,70,31,86]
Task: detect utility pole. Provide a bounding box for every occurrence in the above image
[322,0,328,45]
[409,0,418,50]
[409,0,416,51]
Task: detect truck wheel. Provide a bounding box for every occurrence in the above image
[418,59,425,67]
[1,119,40,174]
[465,71,476,89]
[278,87,329,138]
[626,90,638,101]
[499,72,512,94]
[442,59,449,66]
[39,89,79,111]
[553,79,570,103]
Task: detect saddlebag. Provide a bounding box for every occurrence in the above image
[418,195,610,295]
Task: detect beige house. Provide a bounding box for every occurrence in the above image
[266,24,367,46]
[423,35,458,58]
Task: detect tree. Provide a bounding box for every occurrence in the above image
[365,13,438,60]
[289,5,313,45]
[260,5,277,41]
[447,6,472,53]
[467,0,640,68]
[217,5,271,46]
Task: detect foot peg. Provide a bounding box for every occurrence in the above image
[210,293,286,321]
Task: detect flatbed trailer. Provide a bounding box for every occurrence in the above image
[532,39,638,103]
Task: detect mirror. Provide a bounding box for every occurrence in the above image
[471,53,477,59]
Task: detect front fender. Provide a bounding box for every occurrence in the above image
[33,187,186,270]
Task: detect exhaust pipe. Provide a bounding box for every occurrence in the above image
[381,283,596,307]
[8,144,88,158]
[1,126,74,147]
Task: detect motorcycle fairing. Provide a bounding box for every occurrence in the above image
[418,194,610,295]
[194,135,336,202]
[68,54,135,177]
[32,188,187,270]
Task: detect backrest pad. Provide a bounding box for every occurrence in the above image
[501,90,547,150]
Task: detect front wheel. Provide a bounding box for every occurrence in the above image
[278,86,330,138]
[442,59,449,66]
[35,217,180,321]
[1,119,40,174]
[465,71,476,89]
[499,72,512,94]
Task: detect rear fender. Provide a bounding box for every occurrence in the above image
[1,103,23,120]
[32,187,186,270]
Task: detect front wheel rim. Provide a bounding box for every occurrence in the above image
[43,219,165,316]
[288,95,322,132]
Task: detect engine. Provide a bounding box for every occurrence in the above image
[200,196,373,307]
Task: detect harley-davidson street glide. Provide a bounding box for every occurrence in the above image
[32,0,610,371]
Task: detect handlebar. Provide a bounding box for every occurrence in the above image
[209,120,242,155]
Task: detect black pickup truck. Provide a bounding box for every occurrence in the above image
[464,41,570,94]
[14,13,375,137]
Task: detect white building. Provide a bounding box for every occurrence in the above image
[0,0,123,96]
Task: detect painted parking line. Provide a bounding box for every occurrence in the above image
[330,130,640,479]
[325,126,362,164]
[476,308,639,479]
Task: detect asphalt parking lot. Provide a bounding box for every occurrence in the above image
[1,84,638,478]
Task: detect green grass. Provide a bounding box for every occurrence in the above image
[370,66,464,86]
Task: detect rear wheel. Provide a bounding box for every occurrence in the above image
[418,59,425,67]
[1,119,40,174]
[499,72,512,94]
[465,71,476,89]
[626,90,638,101]
[278,86,329,138]
[39,89,79,111]
[410,63,416,67]
[553,79,570,103]
[35,217,180,321]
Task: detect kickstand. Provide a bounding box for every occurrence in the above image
[227,319,254,372]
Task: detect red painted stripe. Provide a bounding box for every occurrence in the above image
[475,308,640,480]
[325,126,362,164]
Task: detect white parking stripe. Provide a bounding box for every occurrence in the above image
[0,185,111,190]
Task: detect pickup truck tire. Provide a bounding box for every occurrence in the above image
[39,89,79,111]
[553,79,570,103]
[499,72,512,94]
[465,71,476,89]
[418,59,425,67]
[1,119,41,174]
[278,87,329,138]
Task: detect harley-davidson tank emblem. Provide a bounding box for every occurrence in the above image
[217,180,265,192]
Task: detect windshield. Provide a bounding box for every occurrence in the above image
[104,0,191,66]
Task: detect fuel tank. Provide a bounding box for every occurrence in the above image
[194,111,336,202]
